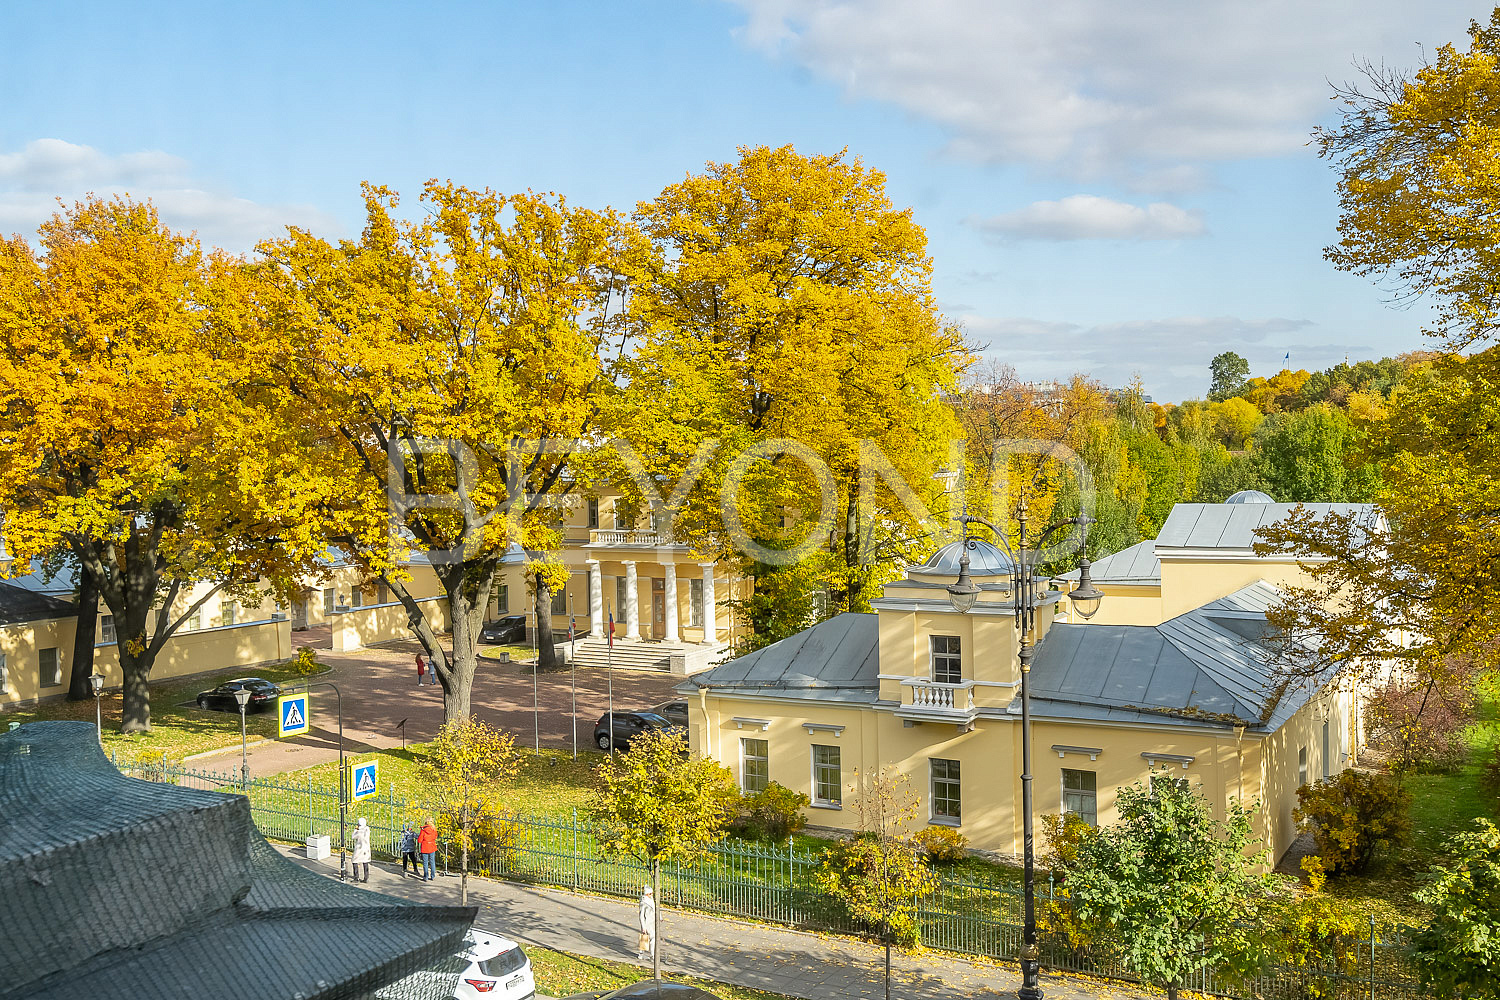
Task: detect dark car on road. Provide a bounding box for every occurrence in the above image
[650,700,689,728]
[480,615,527,644]
[196,677,282,713]
[593,711,677,751]
[563,980,722,999]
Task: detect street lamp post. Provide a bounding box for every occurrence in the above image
[233,686,251,791]
[945,500,1104,1000]
[87,672,105,744]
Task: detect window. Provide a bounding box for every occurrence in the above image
[615,577,627,620]
[930,635,962,685]
[0,652,8,691]
[551,585,566,616]
[100,614,116,644]
[221,601,236,627]
[350,587,364,609]
[1322,720,1331,779]
[182,607,202,632]
[741,738,769,793]
[39,647,61,688]
[323,588,336,615]
[688,578,704,627]
[613,503,626,530]
[496,583,508,613]
[1298,746,1308,788]
[377,581,388,604]
[931,758,962,823]
[811,745,841,805]
[1062,769,1097,826]
[588,498,600,530]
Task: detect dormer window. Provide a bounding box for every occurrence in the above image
[930,635,962,684]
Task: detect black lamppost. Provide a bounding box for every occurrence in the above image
[233,686,251,791]
[945,500,1104,1000]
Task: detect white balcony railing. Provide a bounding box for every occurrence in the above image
[588,528,672,546]
[897,679,977,720]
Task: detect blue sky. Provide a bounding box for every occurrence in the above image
[0,0,1484,400]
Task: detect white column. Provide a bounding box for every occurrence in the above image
[662,562,680,643]
[699,562,717,644]
[587,560,603,638]
[624,560,640,640]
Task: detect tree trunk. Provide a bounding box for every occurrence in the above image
[1166,984,1179,1000]
[66,565,102,701]
[652,860,662,982]
[535,574,561,671]
[119,653,152,733]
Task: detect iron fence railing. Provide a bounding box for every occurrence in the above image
[114,757,1423,1000]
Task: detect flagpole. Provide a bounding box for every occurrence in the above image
[569,593,577,762]
[532,603,540,754]
[607,602,615,760]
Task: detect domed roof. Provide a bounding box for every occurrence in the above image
[1224,489,1275,504]
[917,538,1014,577]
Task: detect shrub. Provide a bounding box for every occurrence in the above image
[813,833,933,948]
[1041,811,1096,873]
[1294,769,1411,875]
[732,782,810,841]
[1271,857,1368,999]
[1480,746,1500,804]
[1413,818,1500,999]
[912,825,968,863]
[291,646,322,676]
[1366,674,1476,774]
[1039,813,1100,953]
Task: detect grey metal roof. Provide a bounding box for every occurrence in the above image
[1155,503,1377,550]
[1028,581,1310,731]
[683,613,879,703]
[0,722,476,1000]
[1060,539,1160,585]
[915,539,1013,577]
[0,580,74,626]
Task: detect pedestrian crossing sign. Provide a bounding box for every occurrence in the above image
[277,693,310,738]
[349,760,378,801]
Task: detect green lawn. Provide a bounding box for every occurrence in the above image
[3,657,325,763]
[525,944,796,1000]
[478,644,538,663]
[1324,673,1500,922]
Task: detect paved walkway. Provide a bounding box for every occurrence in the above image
[274,846,1150,1000]
[196,640,683,776]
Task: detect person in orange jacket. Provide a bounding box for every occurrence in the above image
[417,817,438,881]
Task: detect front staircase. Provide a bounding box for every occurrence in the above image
[562,636,729,674]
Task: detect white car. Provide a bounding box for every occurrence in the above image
[453,929,535,1000]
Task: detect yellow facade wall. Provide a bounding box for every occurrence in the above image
[1059,584,1164,626]
[1157,559,1314,621]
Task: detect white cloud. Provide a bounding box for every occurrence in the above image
[0,139,340,252]
[975,195,1204,240]
[730,0,1477,187]
[957,313,1359,401]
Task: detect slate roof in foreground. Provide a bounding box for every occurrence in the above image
[0,722,476,1000]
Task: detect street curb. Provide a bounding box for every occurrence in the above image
[185,738,271,761]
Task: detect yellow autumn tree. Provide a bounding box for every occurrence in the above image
[0,197,318,731]
[254,182,635,723]
[620,146,969,642]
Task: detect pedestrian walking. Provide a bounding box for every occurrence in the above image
[351,817,371,883]
[415,654,426,687]
[398,822,419,877]
[636,884,656,961]
[418,817,438,881]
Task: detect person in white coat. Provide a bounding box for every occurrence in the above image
[636,884,655,961]
[351,817,372,883]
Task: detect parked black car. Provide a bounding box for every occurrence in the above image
[593,711,676,751]
[480,615,527,644]
[195,677,282,713]
[650,700,689,728]
[563,980,722,999]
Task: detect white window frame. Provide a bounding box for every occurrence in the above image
[1322,720,1331,779]
[688,578,703,627]
[39,647,61,688]
[588,498,600,530]
[497,583,508,613]
[221,601,237,627]
[100,614,116,645]
[741,737,769,794]
[1062,768,1097,826]
[1298,746,1308,788]
[323,588,336,615]
[930,635,962,685]
[0,651,8,691]
[615,577,627,619]
[811,744,841,806]
[930,758,962,824]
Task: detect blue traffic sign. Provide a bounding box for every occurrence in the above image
[277,693,310,738]
[349,760,378,801]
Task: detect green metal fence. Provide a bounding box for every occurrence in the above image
[115,758,1423,1000]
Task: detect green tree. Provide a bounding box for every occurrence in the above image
[1252,404,1378,502]
[421,716,521,906]
[1209,351,1251,401]
[1413,818,1500,998]
[594,727,738,981]
[1066,775,1277,1000]
[812,768,936,1000]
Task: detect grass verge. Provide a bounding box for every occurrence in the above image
[525,943,797,1000]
